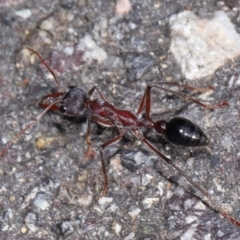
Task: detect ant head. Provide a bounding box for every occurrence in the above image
[59,86,87,116]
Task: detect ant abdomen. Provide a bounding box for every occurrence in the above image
[164,117,209,147]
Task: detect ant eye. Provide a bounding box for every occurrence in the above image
[59,106,67,113]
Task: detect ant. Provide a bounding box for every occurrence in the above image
[1,47,240,228]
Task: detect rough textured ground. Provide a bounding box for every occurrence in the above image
[1,0,240,239]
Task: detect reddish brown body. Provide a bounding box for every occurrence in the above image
[86,98,138,128]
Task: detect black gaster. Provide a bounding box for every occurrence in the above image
[165,117,209,147]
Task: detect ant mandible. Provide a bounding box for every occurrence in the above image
[1,47,240,228]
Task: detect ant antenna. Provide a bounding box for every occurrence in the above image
[26,47,61,88]
[0,100,61,157]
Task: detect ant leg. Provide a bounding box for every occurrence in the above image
[136,82,210,117]
[132,128,240,227]
[151,83,228,110]
[96,130,125,200]
[91,116,114,128]
[81,116,114,165]
[88,86,108,101]
[136,85,151,117]
[136,83,228,118]
[80,117,97,165]
[38,92,65,111]
[0,100,61,158]
[151,81,214,93]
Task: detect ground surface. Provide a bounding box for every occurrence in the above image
[1,0,240,239]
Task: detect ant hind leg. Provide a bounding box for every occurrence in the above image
[151,82,228,110]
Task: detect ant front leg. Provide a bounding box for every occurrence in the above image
[96,130,125,200]
[81,116,114,165]
[88,86,108,101]
[80,117,97,166]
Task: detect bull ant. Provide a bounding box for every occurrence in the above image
[1,48,240,227]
